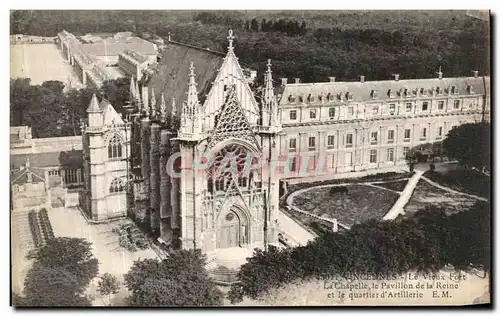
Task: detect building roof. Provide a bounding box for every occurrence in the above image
[87,93,101,113]
[10,150,83,171]
[81,37,157,57]
[99,99,124,125]
[144,41,225,114]
[11,168,46,185]
[278,76,490,106]
[121,49,148,64]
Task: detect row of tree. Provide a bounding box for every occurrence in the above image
[10,77,130,138]
[228,201,490,303]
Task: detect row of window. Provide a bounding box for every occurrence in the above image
[48,169,82,184]
[288,127,449,151]
[286,147,410,171]
[288,100,467,121]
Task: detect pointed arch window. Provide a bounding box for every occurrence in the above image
[109,177,125,193]
[108,135,123,159]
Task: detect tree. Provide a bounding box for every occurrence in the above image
[124,249,223,306]
[27,237,99,290]
[250,18,259,32]
[21,264,92,306]
[442,123,490,170]
[101,77,131,114]
[97,273,120,306]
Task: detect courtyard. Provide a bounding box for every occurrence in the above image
[404,179,480,215]
[289,184,400,228]
[10,43,82,87]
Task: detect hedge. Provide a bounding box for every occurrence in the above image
[228,201,490,303]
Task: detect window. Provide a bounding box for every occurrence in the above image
[404,129,411,141]
[372,106,379,115]
[289,95,296,103]
[420,127,427,139]
[347,92,353,100]
[387,130,395,143]
[348,107,354,116]
[402,147,410,158]
[238,177,248,187]
[48,169,60,177]
[370,149,377,163]
[308,94,315,102]
[215,179,225,191]
[345,133,353,147]
[345,152,353,166]
[422,102,429,111]
[308,136,316,151]
[437,126,443,139]
[438,101,444,110]
[309,109,317,119]
[289,157,297,172]
[109,177,125,193]
[389,104,396,115]
[386,148,394,162]
[327,135,335,148]
[289,110,297,120]
[64,169,80,184]
[288,138,297,152]
[453,100,460,109]
[327,93,335,102]
[108,135,123,159]
[405,102,412,112]
[329,107,336,119]
[370,132,378,144]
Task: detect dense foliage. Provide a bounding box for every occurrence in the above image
[10,77,130,138]
[442,123,491,170]
[97,273,120,306]
[123,249,223,306]
[424,169,491,200]
[11,10,489,84]
[228,201,490,303]
[15,237,99,307]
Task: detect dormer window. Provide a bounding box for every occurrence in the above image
[468,85,475,94]
[338,93,344,102]
[318,93,324,102]
[308,94,315,102]
[298,95,304,103]
[451,86,459,94]
[404,88,410,97]
[388,89,395,98]
[420,88,426,96]
[288,95,296,103]
[327,93,335,102]
[436,87,442,95]
[346,92,353,101]
[371,90,378,99]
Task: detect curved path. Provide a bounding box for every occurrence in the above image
[420,176,488,202]
[383,170,424,220]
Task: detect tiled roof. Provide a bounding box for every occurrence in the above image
[144,41,225,115]
[11,168,46,185]
[81,37,157,57]
[278,76,490,106]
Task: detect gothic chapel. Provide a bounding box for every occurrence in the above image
[82,30,281,252]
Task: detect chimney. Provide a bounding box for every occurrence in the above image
[328,77,336,82]
[281,78,288,86]
[437,66,443,79]
[472,70,479,78]
[294,78,300,84]
[392,74,400,81]
[360,75,365,83]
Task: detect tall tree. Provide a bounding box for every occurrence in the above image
[27,237,99,290]
[124,249,223,306]
[442,122,490,170]
[97,273,120,306]
[21,264,92,306]
[250,18,259,32]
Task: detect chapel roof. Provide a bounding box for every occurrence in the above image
[143,40,226,115]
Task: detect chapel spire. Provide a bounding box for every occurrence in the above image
[180,62,202,136]
[150,87,157,117]
[160,92,167,122]
[227,29,235,52]
[264,59,274,109]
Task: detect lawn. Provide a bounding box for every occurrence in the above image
[405,180,478,215]
[424,168,490,199]
[290,184,399,227]
[371,179,409,192]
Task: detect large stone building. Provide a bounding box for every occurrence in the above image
[80,30,490,253]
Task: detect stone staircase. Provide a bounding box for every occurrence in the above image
[11,209,34,250]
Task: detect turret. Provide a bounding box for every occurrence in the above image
[86,93,102,128]
[180,62,202,136]
[150,87,157,118]
[160,92,167,122]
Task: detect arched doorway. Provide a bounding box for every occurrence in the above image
[216,207,248,249]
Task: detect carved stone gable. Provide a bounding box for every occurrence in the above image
[207,85,259,149]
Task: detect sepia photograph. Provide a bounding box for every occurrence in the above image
[9,9,491,307]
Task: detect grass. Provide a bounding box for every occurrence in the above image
[405,179,478,215]
[371,179,409,192]
[290,184,399,227]
[424,168,490,199]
